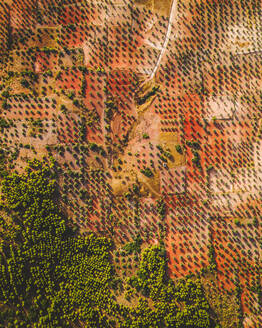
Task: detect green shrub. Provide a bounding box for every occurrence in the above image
[140,167,154,177]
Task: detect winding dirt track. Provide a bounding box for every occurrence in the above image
[148,0,178,81]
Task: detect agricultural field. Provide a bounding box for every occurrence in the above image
[0,0,261,327]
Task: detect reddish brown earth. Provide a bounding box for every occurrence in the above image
[0,0,261,326]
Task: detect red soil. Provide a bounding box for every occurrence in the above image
[60,24,95,49]
[165,204,209,279]
[4,97,57,120]
[35,51,58,73]
[56,111,80,144]
[56,68,83,96]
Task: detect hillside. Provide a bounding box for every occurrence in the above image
[0,0,261,327]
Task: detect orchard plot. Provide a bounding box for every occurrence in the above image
[12,27,59,50]
[108,70,137,143]
[4,96,57,120]
[211,217,260,324]
[233,167,262,193]
[56,67,83,96]
[165,205,210,279]
[209,190,262,219]
[7,50,36,72]
[205,95,236,120]
[209,169,233,194]
[144,14,168,50]
[0,3,10,53]
[139,197,161,243]
[56,111,81,144]
[38,74,56,97]
[83,38,107,69]
[60,24,96,49]
[1,119,57,148]
[160,165,186,195]
[35,50,58,73]
[108,196,138,243]
[83,70,105,115]
[107,69,137,96]
[10,0,37,30]
[133,45,160,75]
[0,0,261,325]
[110,95,137,144]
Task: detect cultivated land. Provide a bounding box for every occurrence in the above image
[0,0,261,327]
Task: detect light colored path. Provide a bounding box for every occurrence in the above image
[145,0,178,84]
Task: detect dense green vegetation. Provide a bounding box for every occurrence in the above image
[136,86,160,105]
[0,160,217,327]
[0,159,114,327]
[0,148,8,178]
[127,246,216,327]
